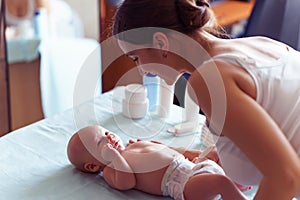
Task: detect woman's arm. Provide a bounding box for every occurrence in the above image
[184,173,247,200]
[189,60,300,199]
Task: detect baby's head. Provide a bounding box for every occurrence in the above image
[67,125,124,173]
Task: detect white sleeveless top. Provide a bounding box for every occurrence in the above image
[6,0,35,26]
[210,47,300,188]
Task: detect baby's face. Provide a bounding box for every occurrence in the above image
[98,131,125,151]
[78,126,125,164]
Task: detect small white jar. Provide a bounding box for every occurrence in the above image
[122,84,149,119]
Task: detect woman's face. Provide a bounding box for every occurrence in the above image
[118,40,182,85]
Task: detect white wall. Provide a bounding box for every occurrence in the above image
[62,0,100,41]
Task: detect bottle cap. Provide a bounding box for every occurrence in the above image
[145,73,157,77]
[125,84,147,103]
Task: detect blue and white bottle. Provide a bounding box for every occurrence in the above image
[143,73,160,111]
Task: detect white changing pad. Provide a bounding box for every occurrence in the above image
[0,87,256,200]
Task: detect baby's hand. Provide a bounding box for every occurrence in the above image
[192,156,206,164]
[101,143,119,163]
[127,139,142,145]
[193,146,220,165]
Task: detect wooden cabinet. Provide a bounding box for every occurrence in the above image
[8,57,44,130]
[0,0,11,136]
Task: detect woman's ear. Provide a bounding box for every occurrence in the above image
[153,32,169,52]
[83,163,101,173]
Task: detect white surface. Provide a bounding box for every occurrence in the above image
[62,0,99,40]
[40,38,101,118]
[49,0,84,38]
[0,87,257,200]
[6,37,40,64]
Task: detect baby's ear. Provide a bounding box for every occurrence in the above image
[83,163,101,173]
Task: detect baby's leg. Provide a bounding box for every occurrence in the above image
[183,173,247,200]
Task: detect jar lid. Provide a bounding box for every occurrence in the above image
[125,84,147,103]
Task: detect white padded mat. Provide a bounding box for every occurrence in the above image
[0,87,256,199]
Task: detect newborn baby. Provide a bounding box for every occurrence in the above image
[67,125,247,200]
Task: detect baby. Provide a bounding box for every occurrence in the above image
[67,125,247,200]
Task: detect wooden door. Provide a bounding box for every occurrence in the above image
[0,0,11,136]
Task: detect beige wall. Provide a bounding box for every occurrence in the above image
[62,0,100,40]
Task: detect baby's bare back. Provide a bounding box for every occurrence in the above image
[122,141,181,195]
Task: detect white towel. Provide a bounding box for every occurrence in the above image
[40,38,101,117]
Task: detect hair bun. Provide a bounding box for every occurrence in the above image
[176,0,211,32]
[195,0,210,7]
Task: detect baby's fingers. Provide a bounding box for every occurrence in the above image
[128,139,135,144]
[128,139,142,144]
[150,140,162,144]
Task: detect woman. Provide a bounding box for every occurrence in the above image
[5,0,50,26]
[111,0,300,199]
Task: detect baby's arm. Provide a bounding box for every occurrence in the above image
[184,173,248,200]
[128,139,216,162]
[170,147,201,161]
[102,144,136,190]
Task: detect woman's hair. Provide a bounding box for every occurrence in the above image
[112,0,229,44]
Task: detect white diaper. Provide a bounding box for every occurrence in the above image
[161,155,224,200]
[192,159,225,176]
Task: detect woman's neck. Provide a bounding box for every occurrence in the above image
[180,31,225,72]
[194,31,227,56]
[166,30,230,74]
